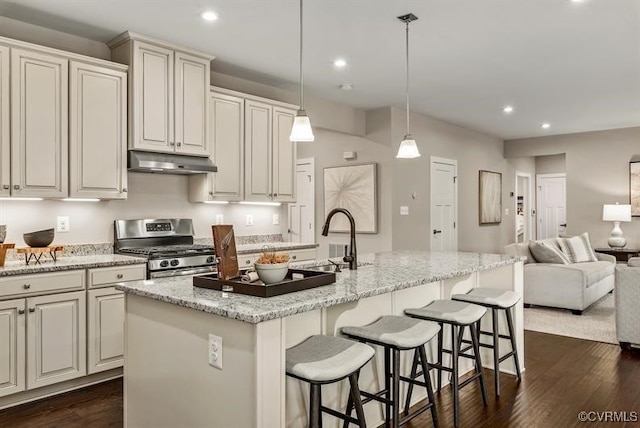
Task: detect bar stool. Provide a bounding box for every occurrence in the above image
[341,316,440,428]
[286,335,375,428]
[405,300,488,428]
[452,287,522,396]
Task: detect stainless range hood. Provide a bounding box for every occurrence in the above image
[128,150,217,174]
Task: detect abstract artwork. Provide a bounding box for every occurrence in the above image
[323,163,377,233]
[479,170,502,224]
[631,160,640,217]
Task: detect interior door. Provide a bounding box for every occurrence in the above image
[288,158,314,243]
[430,157,458,251]
[536,173,566,239]
[515,172,532,243]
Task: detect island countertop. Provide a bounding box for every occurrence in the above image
[115,250,521,324]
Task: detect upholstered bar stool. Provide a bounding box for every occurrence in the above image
[452,287,522,396]
[341,316,440,428]
[286,335,375,428]
[404,300,488,428]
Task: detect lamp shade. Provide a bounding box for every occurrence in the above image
[602,204,631,222]
[396,134,421,159]
[289,110,314,142]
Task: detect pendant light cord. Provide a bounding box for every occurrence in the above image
[405,20,410,135]
[299,0,304,110]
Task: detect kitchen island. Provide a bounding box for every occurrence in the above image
[116,251,523,428]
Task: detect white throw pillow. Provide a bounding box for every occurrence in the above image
[528,239,571,264]
[628,257,640,267]
[556,232,598,263]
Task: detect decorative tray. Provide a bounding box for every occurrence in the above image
[193,268,337,298]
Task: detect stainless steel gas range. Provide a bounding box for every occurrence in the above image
[114,218,216,278]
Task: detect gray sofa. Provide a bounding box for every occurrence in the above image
[505,243,615,315]
[615,258,640,351]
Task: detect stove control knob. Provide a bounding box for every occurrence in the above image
[206,256,215,264]
[170,259,180,267]
[160,260,169,268]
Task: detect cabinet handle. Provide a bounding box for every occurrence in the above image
[117,273,124,279]
[23,283,31,289]
[209,192,213,196]
[273,193,278,197]
[176,142,182,147]
[2,184,8,190]
[29,308,35,313]
[268,193,273,197]
[246,260,251,264]
[13,185,20,190]
[170,142,175,146]
[18,309,25,315]
[122,188,128,193]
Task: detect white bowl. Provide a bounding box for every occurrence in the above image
[254,262,289,285]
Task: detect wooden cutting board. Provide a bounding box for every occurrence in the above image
[212,225,239,280]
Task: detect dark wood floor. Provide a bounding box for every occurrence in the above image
[1,331,638,428]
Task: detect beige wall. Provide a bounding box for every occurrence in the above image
[536,153,566,174]
[504,127,640,249]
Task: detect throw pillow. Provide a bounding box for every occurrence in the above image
[528,240,571,264]
[556,232,598,263]
[628,257,640,268]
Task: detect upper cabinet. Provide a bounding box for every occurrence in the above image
[108,32,214,157]
[10,48,68,198]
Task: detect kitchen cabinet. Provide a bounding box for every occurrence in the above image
[108,32,214,156]
[244,99,297,203]
[10,48,68,198]
[189,91,244,202]
[0,298,25,398]
[69,61,128,199]
[236,248,317,269]
[0,45,9,197]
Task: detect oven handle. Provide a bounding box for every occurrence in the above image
[150,266,216,278]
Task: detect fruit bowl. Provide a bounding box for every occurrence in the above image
[23,228,55,247]
[254,262,289,285]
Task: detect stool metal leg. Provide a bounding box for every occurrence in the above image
[451,324,460,428]
[492,308,501,396]
[385,346,392,427]
[470,323,488,405]
[392,348,401,428]
[348,371,367,428]
[505,306,522,381]
[418,345,439,428]
[403,348,420,416]
[437,324,443,391]
[310,383,321,428]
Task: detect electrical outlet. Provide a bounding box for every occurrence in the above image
[246,214,254,226]
[215,214,224,225]
[57,216,70,233]
[208,334,223,369]
[400,206,409,216]
[272,213,279,225]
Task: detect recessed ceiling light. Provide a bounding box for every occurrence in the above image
[339,83,353,91]
[333,59,347,68]
[502,105,514,114]
[201,11,218,21]
[541,123,551,129]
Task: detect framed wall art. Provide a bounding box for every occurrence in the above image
[479,170,502,224]
[631,158,640,217]
[323,163,377,233]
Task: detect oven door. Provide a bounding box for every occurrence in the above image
[149,266,216,278]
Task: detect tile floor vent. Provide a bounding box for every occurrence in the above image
[329,243,348,258]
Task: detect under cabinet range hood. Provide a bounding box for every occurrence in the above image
[128,150,217,175]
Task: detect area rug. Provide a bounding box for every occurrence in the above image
[524,293,617,345]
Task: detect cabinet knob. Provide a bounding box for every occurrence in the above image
[23,284,31,289]
[122,188,128,193]
[13,185,20,190]
[273,193,278,197]
[29,308,35,313]
[2,184,8,190]
[117,273,124,279]
[292,255,297,260]
[268,193,273,197]
[176,142,182,147]
[246,260,251,264]
[18,309,25,315]
[209,192,213,196]
[170,142,175,146]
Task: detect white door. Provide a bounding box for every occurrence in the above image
[0,298,25,398]
[515,172,533,243]
[430,157,458,251]
[26,291,86,389]
[288,158,315,243]
[537,173,566,239]
[88,287,125,374]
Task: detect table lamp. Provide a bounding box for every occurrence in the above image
[602,203,632,248]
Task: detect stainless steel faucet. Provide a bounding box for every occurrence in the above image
[321,208,357,270]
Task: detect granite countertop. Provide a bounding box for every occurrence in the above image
[0,254,146,276]
[236,242,318,254]
[115,251,522,324]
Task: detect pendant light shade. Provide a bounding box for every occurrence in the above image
[290,0,314,142]
[396,13,420,159]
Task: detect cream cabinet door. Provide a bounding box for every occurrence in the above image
[87,287,124,374]
[10,48,68,198]
[244,100,272,202]
[0,299,25,398]
[0,45,9,197]
[132,41,174,152]
[69,61,127,199]
[174,52,209,156]
[272,107,296,202]
[26,291,86,389]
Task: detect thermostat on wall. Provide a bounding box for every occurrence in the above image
[343,151,357,160]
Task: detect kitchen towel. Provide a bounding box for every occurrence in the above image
[241,271,260,283]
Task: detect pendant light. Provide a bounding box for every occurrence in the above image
[289,0,314,142]
[396,13,421,159]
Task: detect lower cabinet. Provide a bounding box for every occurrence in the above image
[0,298,25,398]
[87,287,124,374]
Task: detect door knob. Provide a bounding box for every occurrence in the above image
[433,229,442,235]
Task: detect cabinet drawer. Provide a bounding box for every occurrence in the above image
[0,270,85,299]
[289,249,317,262]
[88,265,146,288]
[237,254,258,268]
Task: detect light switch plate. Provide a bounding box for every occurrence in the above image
[272,213,279,225]
[400,206,409,216]
[246,214,254,226]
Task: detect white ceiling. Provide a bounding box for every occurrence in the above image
[1,0,639,140]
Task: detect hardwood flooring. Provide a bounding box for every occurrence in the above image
[0,331,638,428]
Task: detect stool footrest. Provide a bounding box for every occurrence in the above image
[499,350,517,363]
[399,400,435,426]
[360,389,391,406]
[479,329,513,340]
[320,405,360,425]
[399,374,428,389]
[459,372,483,389]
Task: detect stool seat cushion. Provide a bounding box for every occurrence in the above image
[452,288,520,308]
[286,335,374,382]
[405,299,486,325]
[342,316,441,349]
